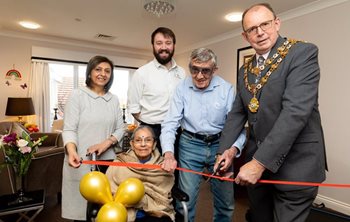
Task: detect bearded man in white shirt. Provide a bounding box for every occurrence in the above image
[127,27,186,151]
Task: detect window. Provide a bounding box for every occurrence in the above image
[49,62,135,125]
[49,63,86,121]
[110,68,135,123]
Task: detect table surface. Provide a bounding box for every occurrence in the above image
[0,190,45,213]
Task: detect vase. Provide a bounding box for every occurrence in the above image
[8,167,33,205]
[15,173,25,200]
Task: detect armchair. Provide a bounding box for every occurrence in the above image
[26,132,64,199]
[0,122,64,201]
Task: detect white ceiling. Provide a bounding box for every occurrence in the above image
[0,0,319,53]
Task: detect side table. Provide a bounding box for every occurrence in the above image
[0,190,45,222]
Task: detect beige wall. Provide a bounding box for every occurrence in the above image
[0,37,32,122]
[0,35,151,121]
[176,0,350,214]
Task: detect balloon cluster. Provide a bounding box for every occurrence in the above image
[80,171,145,222]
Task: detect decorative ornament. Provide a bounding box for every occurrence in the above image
[80,171,113,204]
[5,65,22,80]
[96,202,127,222]
[114,178,145,206]
[20,83,27,89]
[5,80,11,86]
[251,67,260,76]
[248,96,260,113]
[80,172,145,222]
[244,39,300,113]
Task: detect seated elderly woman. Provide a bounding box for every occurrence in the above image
[106,125,175,222]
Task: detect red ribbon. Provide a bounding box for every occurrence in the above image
[82,160,350,188]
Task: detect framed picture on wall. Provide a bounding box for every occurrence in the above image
[236,46,255,81]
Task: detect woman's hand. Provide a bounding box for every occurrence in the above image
[86,139,112,156]
[68,152,81,168]
[66,143,81,168]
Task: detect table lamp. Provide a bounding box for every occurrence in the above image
[5,97,35,124]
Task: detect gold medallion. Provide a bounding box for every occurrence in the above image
[248,96,259,113]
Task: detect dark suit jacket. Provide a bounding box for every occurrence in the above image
[219,36,327,190]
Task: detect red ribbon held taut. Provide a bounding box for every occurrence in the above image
[82,160,350,188]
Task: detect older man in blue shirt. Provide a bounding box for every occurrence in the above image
[160,48,246,222]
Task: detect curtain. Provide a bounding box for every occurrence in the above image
[28,61,51,132]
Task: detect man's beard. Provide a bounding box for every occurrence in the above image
[153,49,174,65]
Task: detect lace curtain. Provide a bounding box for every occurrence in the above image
[28,61,51,132]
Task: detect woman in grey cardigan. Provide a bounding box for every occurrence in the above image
[61,55,124,221]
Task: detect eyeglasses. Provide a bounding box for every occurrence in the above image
[244,19,274,36]
[132,137,154,145]
[189,65,214,78]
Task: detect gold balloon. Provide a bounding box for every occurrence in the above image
[96,202,127,222]
[80,171,113,204]
[114,178,145,206]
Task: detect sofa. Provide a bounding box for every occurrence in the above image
[0,122,64,200]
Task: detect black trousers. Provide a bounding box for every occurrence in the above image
[135,215,172,222]
[247,183,318,222]
[94,159,113,173]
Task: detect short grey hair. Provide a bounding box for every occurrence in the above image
[189,48,217,68]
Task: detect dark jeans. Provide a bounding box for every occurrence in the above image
[177,133,234,222]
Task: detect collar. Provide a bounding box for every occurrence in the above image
[255,51,270,61]
[152,58,178,70]
[80,86,112,101]
[187,75,221,92]
[139,155,152,164]
[255,35,285,65]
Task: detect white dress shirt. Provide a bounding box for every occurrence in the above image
[127,58,186,124]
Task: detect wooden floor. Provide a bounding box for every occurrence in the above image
[195,182,249,222]
[2,182,348,222]
[0,181,249,222]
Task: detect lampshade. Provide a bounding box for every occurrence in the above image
[144,0,175,17]
[5,97,35,117]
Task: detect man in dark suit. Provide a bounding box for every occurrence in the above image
[215,3,327,222]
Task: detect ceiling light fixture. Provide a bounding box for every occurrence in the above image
[19,21,41,29]
[144,0,175,17]
[225,12,243,22]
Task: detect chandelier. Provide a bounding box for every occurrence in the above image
[144,0,175,17]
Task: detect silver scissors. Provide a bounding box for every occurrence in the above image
[206,159,225,182]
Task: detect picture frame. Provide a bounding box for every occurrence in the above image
[236,46,255,81]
